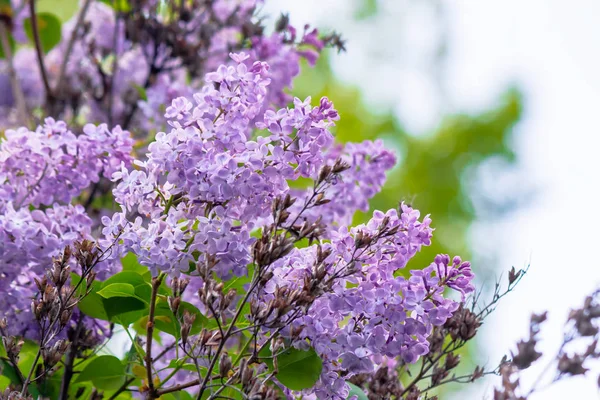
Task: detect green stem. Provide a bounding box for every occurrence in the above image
[146,273,166,398]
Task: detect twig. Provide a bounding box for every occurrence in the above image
[16,163,48,210]
[107,377,135,400]
[207,376,242,400]
[55,0,92,94]
[21,237,122,395]
[399,341,458,397]
[145,273,165,398]
[58,314,85,400]
[196,276,260,399]
[28,0,53,100]
[107,13,121,127]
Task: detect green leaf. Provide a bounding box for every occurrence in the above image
[103,296,147,321]
[98,283,136,299]
[149,301,178,337]
[67,381,95,399]
[0,360,19,387]
[275,347,323,391]
[354,0,378,20]
[98,275,150,322]
[100,0,131,12]
[37,0,78,22]
[37,368,63,398]
[0,375,10,391]
[18,341,40,377]
[131,364,147,379]
[23,13,62,53]
[148,300,210,338]
[121,253,151,277]
[73,272,148,323]
[15,341,42,397]
[75,355,126,390]
[72,273,109,320]
[346,382,368,400]
[103,272,152,301]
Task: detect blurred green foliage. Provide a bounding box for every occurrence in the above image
[294,54,522,268]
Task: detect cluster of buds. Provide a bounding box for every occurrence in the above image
[569,290,600,337]
[72,240,100,277]
[250,284,313,330]
[511,312,546,370]
[0,390,33,400]
[1,241,102,395]
[195,253,218,280]
[179,310,197,347]
[315,158,351,187]
[255,193,326,269]
[31,249,78,328]
[31,241,98,332]
[1,334,23,364]
[180,326,221,357]
[41,339,70,370]
[405,386,437,400]
[444,304,482,343]
[228,358,280,400]
[494,363,527,400]
[349,367,404,400]
[251,244,337,335]
[124,0,264,79]
[167,276,190,315]
[198,281,237,319]
[431,353,462,386]
[495,289,600,399]
[254,229,295,270]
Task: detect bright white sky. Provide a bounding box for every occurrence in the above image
[262,0,600,398]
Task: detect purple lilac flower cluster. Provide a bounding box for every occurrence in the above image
[0,117,132,337]
[102,53,341,276]
[257,207,473,398]
[289,139,397,230]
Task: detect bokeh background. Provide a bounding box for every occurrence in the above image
[259,0,600,399]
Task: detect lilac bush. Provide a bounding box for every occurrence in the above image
[0,1,597,400]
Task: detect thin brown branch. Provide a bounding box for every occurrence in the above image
[107,14,121,127]
[55,0,92,93]
[196,279,259,398]
[58,314,84,400]
[28,0,53,100]
[107,377,136,400]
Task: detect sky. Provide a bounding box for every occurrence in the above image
[262,0,600,398]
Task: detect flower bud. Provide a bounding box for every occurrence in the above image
[168,296,181,314]
[219,353,232,378]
